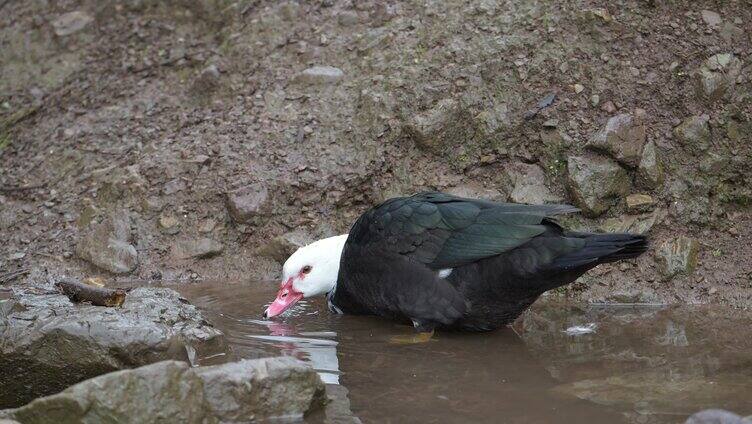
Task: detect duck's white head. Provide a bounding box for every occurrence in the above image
[263,234,348,318]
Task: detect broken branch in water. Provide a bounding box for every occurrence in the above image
[55,279,127,307]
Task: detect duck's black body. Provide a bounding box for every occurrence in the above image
[330,192,647,332]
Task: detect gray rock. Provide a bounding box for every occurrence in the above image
[700,10,722,29]
[192,65,221,97]
[686,409,751,424]
[1,358,324,424]
[697,54,742,101]
[656,236,700,279]
[75,209,138,274]
[194,357,326,421]
[446,182,507,202]
[587,114,647,167]
[294,66,344,85]
[675,115,711,152]
[626,194,656,213]
[0,287,227,408]
[566,154,630,217]
[637,140,664,189]
[51,11,93,36]
[257,230,313,264]
[403,98,478,164]
[225,184,270,225]
[173,238,224,259]
[599,208,665,235]
[507,163,562,204]
[337,11,360,26]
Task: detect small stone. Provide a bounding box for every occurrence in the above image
[601,101,616,113]
[294,66,344,85]
[574,84,585,93]
[637,141,664,189]
[159,214,180,235]
[198,219,216,233]
[173,238,224,259]
[590,94,600,107]
[51,11,93,36]
[225,184,271,225]
[567,154,630,217]
[403,98,478,165]
[257,230,314,264]
[337,11,359,26]
[587,114,647,167]
[600,208,665,235]
[626,194,656,213]
[192,65,221,96]
[8,252,25,260]
[507,163,563,204]
[697,53,742,101]
[728,227,739,236]
[75,210,138,274]
[700,10,722,29]
[708,287,718,295]
[656,236,700,279]
[674,115,711,152]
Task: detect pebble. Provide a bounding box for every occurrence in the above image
[601,101,616,113]
[590,95,600,107]
[574,84,584,93]
[700,10,722,29]
[294,66,344,85]
[51,11,93,36]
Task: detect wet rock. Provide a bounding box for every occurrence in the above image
[172,238,224,259]
[674,115,711,152]
[656,236,700,279]
[75,209,138,274]
[257,230,313,264]
[225,184,270,225]
[626,194,656,213]
[0,358,325,423]
[0,287,227,408]
[637,141,664,189]
[507,163,562,204]
[194,357,326,420]
[51,11,93,36]
[294,66,344,85]
[566,154,630,217]
[587,114,646,167]
[697,54,742,101]
[686,409,751,424]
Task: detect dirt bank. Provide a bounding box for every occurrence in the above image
[1,0,750,307]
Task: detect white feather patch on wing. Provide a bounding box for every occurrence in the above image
[437,268,453,279]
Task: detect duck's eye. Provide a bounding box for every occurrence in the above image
[302,265,312,274]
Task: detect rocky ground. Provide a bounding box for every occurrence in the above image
[0,1,751,307]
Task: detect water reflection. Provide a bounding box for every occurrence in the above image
[174,281,752,424]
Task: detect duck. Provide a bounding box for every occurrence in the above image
[263,192,647,333]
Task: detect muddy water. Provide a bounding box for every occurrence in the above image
[174,281,752,424]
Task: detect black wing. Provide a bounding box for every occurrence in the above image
[348,192,579,269]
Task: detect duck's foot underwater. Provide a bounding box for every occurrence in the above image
[389,330,435,345]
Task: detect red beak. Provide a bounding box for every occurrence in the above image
[264,278,303,318]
